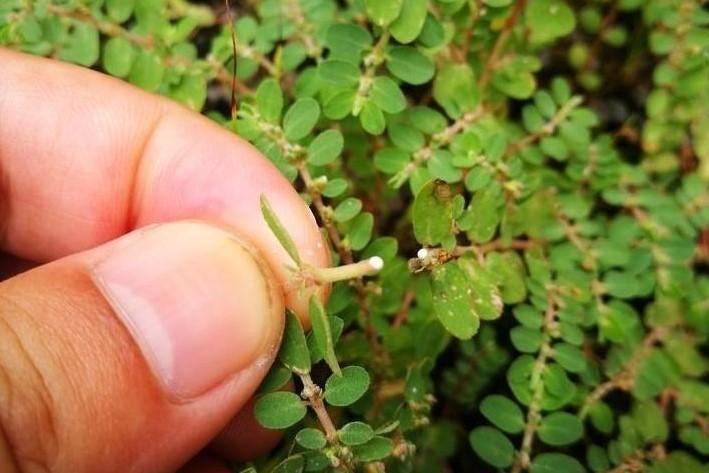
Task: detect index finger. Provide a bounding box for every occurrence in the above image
[0,48,329,317]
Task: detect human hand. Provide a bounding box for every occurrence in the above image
[0,48,329,473]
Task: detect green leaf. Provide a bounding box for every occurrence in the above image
[461,185,502,244]
[480,395,525,434]
[322,178,348,198]
[359,101,386,135]
[59,23,99,66]
[283,98,321,142]
[390,0,428,43]
[469,426,515,468]
[103,37,135,77]
[526,0,576,44]
[433,63,479,118]
[254,392,307,430]
[348,212,374,250]
[487,252,528,303]
[458,256,504,320]
[102,37,134,78]
[530,453,586,473]
[280,311,311,374]
[302,452,328,471]
[603,271,641,299]
[412,180,455,246]
[106,0,135,22]
[282,43,307,71]
[309,297,341,376]
[370,76,407,114]
[511,326,543,353]
[295,428,327,450]
[588,401,614,434]
[324,90,356,119]
[260,194,302,266]
[319,59,360,86]
[419,14,445,47]
[551,77,572,104]
[325,24,373,54]
[428,150,462,183]
[587,445,610,473]
[389,124,425,151]
[375,148,410,174]
[514,305,544,329]
[307,129,344,166]
[492,68,537,99]
[352,436,393,461]
[633,349,680,400]
[339,421,374,446]
[129,51,165,92]
[374,420,401,435]
[171,74,207,111]
[364,0,403,26]
[309,316,343,362]
[534,91,558,118]
[540,136,569,161]
[538,412,584,446]
[362,237,399,262]
[432,262,481,339]
[272,455,306,473]
[18,15,42,43]
[334,198,362,223]
[256,78,284,124]
[633,401,669,443]
[552,343,587,373]
[325,366,370,406]
[258,364,292,393]
[387,46,435,85]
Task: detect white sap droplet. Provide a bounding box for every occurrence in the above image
[417,248,429,259]
[369,256,384,271]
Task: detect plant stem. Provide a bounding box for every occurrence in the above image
[46,3,154,48]
[578,327,666,418]
[511,291,557,473]
[580,2,619,73]
[505,96,584,158]
[478,0,527,89]
[299,373,339,443]
[310,258,383,283]
[394,106,485,187]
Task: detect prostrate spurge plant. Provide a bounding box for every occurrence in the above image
[2,0,708,472]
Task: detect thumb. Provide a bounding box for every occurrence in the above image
[0,221,284,473]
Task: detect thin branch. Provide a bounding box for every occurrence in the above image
[478,0,527,89]
[393,106,486,187]
[299,374,339,442]
[224,0,238,117]
[580,2,619,73]
[505,96,584,158]
[46,3,153,48]
[578,327,667,418]
[511,290,557,473]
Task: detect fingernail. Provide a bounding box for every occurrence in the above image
[92,222,278,400]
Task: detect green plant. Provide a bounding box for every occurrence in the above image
[3,0,708,472]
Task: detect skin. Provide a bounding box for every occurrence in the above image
[0,48,329,472]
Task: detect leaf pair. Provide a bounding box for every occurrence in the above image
[280,300,341,377]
